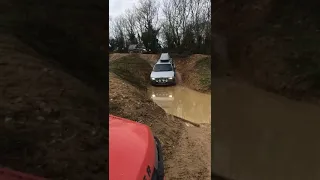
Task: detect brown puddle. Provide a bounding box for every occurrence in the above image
[147,85,211,124]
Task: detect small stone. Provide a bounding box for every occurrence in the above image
[273,24,282,28]
[4,116,12,123]
[14,97,23,103]
[53,120,60,124]
[39,101,46,109]
[37,116,45,121]
[92,130,97,135]
[43,107,52,114]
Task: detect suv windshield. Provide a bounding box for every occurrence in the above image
[153,64,173,72]
[159,59,170,63]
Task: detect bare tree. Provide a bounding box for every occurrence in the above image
[109,0,211,54]
[136,0,159,30]
[135,7,145,40]
[190,0,204,44]
[203,0,211,54]
[111,15,127,51]
[161,0,191,49]
[134,0,161,52]
[123,9,138,44]
[186,0,211,53]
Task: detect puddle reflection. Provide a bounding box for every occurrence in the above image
[148,85,211,124]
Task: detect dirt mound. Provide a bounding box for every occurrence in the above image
[114,53,212,92]
[3,0,108,94]
[109,53,160,66]
[0,35,107,179]
[176,54,211,93]
[0,0,108,179]
[138,54,160,65]
[109,53,130,62]
[109,55,152,90]
[109,55,183,164]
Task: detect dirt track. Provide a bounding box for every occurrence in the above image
[109,53,211,180]
[165,119,211,180]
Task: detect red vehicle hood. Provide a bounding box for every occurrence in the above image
[0,168,45,180]
[109,115,156,180]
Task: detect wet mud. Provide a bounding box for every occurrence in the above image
[147,85,211,125]
[213,78,320,180]
[146,78,211,180]
[147,84,212,180]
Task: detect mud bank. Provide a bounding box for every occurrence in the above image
[110,53,212,93]
[0,34,108,179]
[109,56,184,170]
[109,55,211,180]
[0,0,108,178]
[175,54,211,93]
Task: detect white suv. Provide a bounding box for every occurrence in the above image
[150,53,176,86]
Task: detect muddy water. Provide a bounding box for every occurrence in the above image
[213,78,320,180]
[147,85,211,124]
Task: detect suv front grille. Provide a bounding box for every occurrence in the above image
[155,78,168,83]
[155,92,169,96]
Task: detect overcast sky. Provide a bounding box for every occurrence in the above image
[109,0,164,43]
[109,0,139,22]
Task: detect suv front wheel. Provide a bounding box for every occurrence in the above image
[153,136,165,180]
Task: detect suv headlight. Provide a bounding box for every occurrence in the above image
[151,77,155,80]
[168,77,173,80]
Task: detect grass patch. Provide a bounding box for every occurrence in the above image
[195,57,211,91]
[109,55,152,90]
